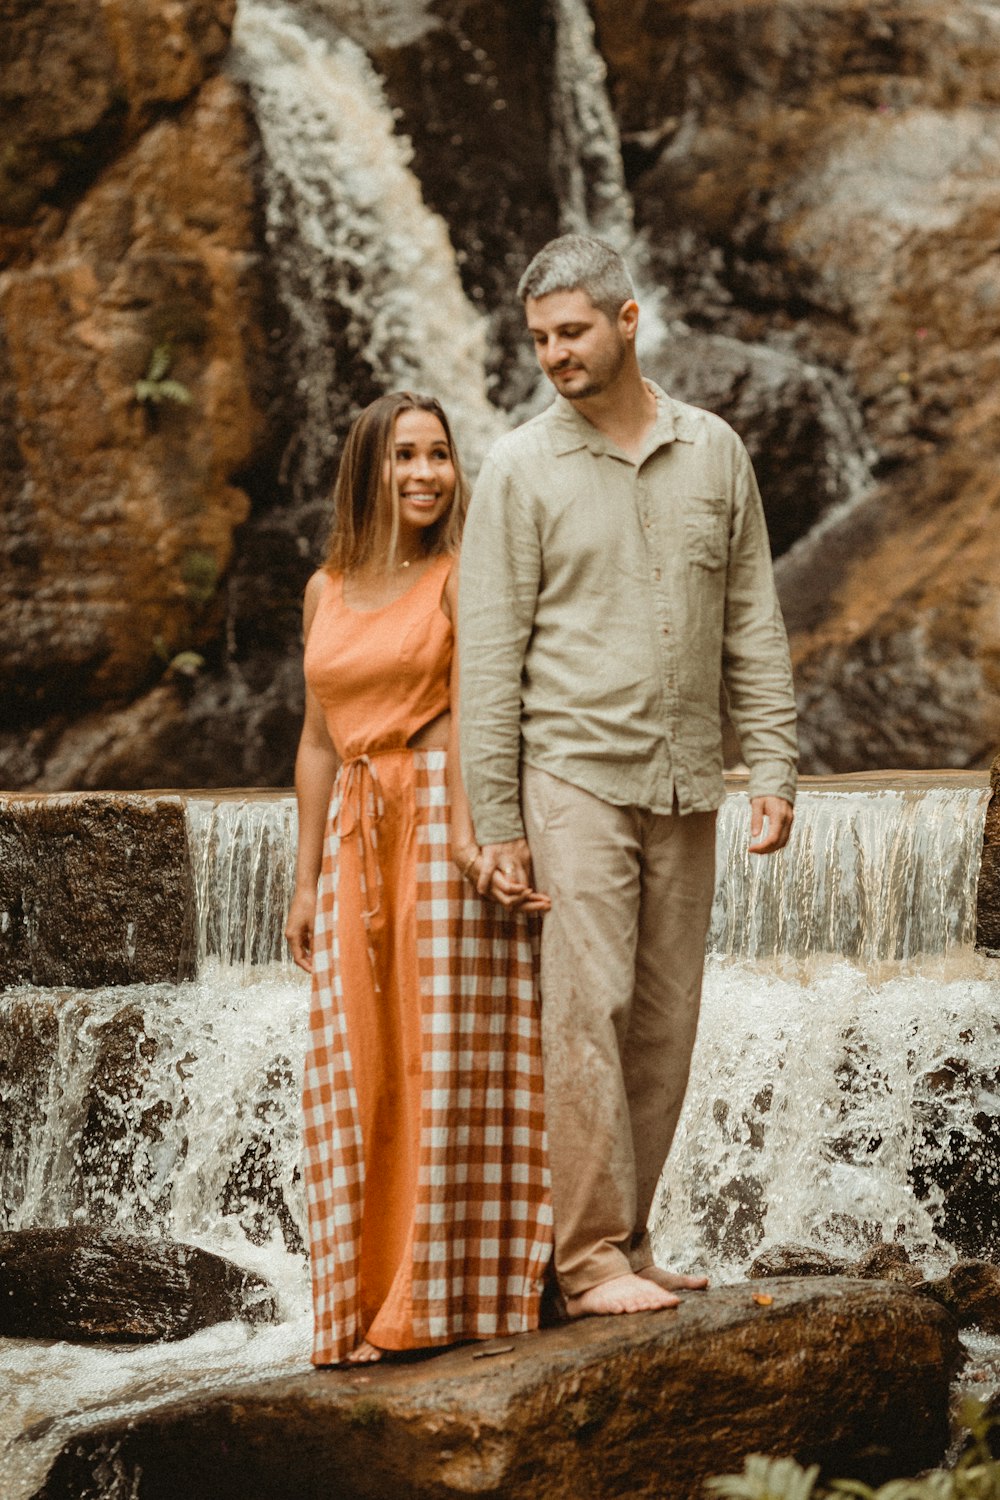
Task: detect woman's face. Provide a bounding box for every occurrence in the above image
[385,409,457,545]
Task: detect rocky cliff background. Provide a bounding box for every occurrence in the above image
[1,0,998,789]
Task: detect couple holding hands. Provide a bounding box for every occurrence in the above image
[285,233,798,1368]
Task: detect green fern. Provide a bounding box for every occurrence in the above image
[135,343,192,407]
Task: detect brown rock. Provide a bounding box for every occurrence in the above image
[594,0,1000,774]
[30,1279,957,1498]
[852,1242,924,1285]
[0,0,235,259]
[0,1225,275,1342]
[748,1244,851,1278]
[0,793,195,987]
[977,753,1000,953]
[925,1260,1000,1334]
[0,71,270,765]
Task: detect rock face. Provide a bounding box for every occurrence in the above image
[594,0,1000,774]
[0,1225,275,1342]
[0,0,291,792]
[0,794,195,987]
[30,1278,958,1499]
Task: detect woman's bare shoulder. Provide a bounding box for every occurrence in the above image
[303,567,334,635]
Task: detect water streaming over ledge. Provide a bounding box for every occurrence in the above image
[184,782,990,972]
[1,779,996,1493]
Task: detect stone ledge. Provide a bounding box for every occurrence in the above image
[0,794,195,989]
[31,1278,959,1500]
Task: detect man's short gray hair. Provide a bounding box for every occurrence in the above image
[517,234,636,321]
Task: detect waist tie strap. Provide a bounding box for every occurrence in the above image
[335,754,387,993]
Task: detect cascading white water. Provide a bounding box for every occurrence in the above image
[550,0,636,252]
[227,0,504,498]
[711,785,987,963]
[4,785,990,1252]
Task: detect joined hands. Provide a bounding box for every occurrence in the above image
[453,837,551,912]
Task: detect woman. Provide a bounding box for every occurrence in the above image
[285,391,552,1367]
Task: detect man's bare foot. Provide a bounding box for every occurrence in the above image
[345,1339,384,1365]
[564,1272,680,1318]
[636,1264,709,1292]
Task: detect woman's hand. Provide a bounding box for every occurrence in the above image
[452,841,481,882]
[286,887,318,973]
[455,839,551,912]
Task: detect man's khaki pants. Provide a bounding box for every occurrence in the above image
[522,765,717,1296]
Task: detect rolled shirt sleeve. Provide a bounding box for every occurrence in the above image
[722,446,798,805]
[458,453,541,844]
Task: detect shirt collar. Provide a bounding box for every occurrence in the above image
[548,380,695,459]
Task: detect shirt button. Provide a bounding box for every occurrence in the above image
[662,625,670,635]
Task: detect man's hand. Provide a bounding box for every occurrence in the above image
[477,838,550,911]
[748,796,794,855]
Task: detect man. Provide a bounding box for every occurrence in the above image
[458,234,797,1318]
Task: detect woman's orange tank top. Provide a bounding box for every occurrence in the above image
[304,556,454,762]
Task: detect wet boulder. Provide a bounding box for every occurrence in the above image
[925,1260,1000,1336]
[32,1279,957,1499]
[853,1242,925,1286]
[748,1244,851,1278]
[0,1225,275,1343]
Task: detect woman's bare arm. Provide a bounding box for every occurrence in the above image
[286,571,339,971]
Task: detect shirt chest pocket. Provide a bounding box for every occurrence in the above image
[683,497,729,570]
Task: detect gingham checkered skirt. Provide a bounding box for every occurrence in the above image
[302,748,552,1364]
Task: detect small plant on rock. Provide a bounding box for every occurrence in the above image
[135,344,192,407]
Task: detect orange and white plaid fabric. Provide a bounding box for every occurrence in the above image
[302,749,551,1364]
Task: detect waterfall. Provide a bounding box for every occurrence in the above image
[550,0,635,252]
[3,784,989,1250]
[546,0,671,365]
[711,784,988,963]
[227,0,504,501]
[186,796,299,971]
[652,951,1000,1274]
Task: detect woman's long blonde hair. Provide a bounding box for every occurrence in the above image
[323,391,468,573]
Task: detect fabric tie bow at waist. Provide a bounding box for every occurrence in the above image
[335,754,387,990]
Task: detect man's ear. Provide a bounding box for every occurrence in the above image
[618,299,640,341]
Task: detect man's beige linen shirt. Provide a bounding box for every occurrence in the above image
[458,383,798,845]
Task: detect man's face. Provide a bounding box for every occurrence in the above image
[525,288,632,400]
